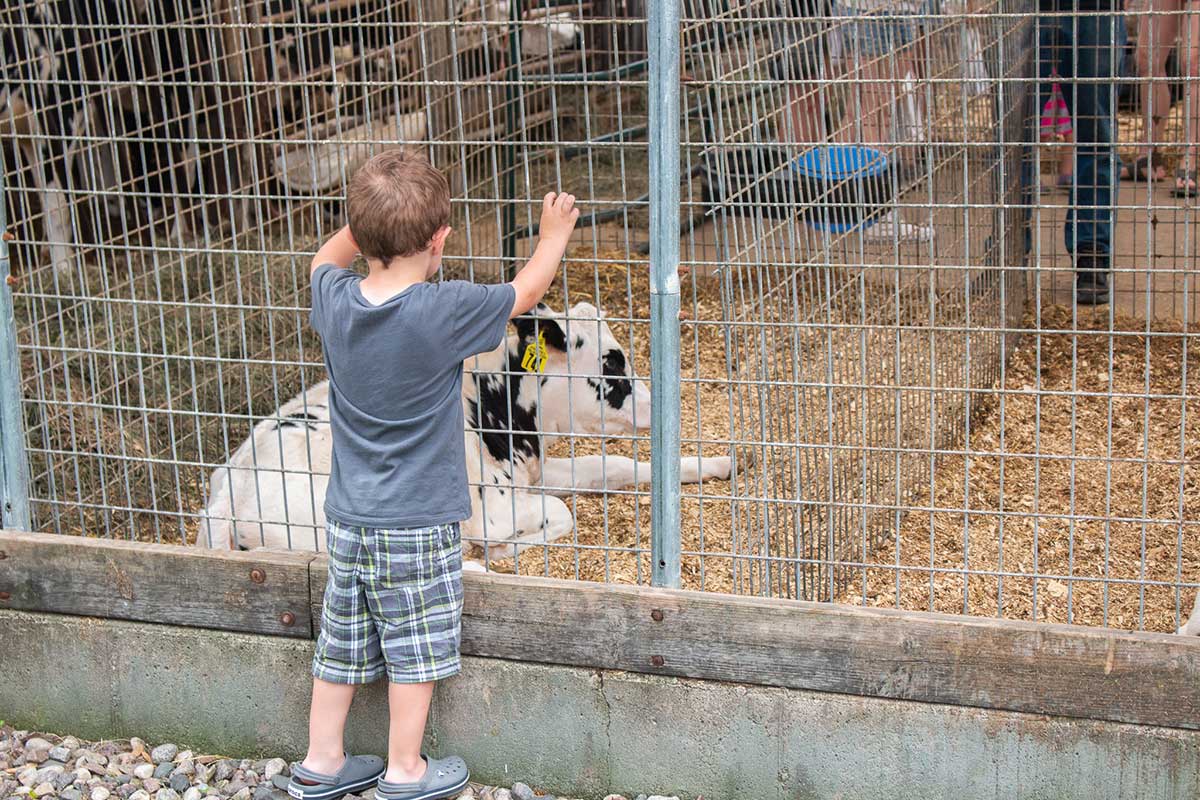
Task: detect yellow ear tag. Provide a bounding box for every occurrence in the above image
[521,330,548,373]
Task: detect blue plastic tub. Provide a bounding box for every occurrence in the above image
[793,145,889,181]
[792,145,891,232]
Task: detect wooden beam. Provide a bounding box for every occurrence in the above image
[307,0,367,16]
[440,571,1198,732]
[0,531,316,638]
[260,7,299,24]
[309,557,327,632]
[306,562,1200,730]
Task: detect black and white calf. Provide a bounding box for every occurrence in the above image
[197,302,732,566]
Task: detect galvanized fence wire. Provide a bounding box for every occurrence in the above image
[1,0,668,581]
[678,0,1025,602]
[0,0,1197,634]
[674,0,1199,634]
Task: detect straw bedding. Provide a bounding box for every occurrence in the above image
[838,305,1200,633]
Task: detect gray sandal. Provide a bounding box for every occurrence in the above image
[373,755,469,800]
[286,755,385,800]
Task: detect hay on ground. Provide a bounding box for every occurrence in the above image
[838,305,1200,633]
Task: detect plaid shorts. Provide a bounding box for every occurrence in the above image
[312,519,464,685]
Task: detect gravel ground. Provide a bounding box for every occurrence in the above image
[0,729,680,800]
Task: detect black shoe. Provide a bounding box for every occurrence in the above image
[1075,251,1111,306]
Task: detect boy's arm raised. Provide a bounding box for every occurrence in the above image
[310,225,360,277]
[509,192,579,317]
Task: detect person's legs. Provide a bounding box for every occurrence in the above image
[777,0,834,150]
[855,48,936,243]
[885,32,925,155]
[837,9,913,147]
[302,680,358,774]
[836,54,891,145]
[1174,4,1200,192]
[384,682,436,782]
[369,523,466,792]
[1024,18,1063,258]
[1064,10,1125,255]
[901,7,934,159]
[1135,0,1180,180]
[1059,132,1075,180]
[1063,10,1126,303]
[296,521,387,789]
[788,82,833,149]
[841,8,935,242]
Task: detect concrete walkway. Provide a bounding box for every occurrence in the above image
[1032,180,1200,321]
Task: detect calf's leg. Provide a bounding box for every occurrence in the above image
[539,454,732,494]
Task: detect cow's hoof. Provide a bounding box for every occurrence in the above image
[486,545,517,561]
[462,560,488,573]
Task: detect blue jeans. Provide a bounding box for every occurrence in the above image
[1026,13,1126,257]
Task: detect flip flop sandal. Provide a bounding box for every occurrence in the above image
[374,755,469,800]
[286,755,386,800]
[1173,169,1199,198]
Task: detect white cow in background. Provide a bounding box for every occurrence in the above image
[196,302,732,567]
[457,0,583,58]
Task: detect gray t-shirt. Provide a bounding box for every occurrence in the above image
[310,264,516,529]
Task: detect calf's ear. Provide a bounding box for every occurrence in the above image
[513,311,568,352]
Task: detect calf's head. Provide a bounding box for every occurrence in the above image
[513,302,651,435]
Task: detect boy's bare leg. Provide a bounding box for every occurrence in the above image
[384,681,435,783]
[301,678,357,774]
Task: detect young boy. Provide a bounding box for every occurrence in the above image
[287,150,578,800]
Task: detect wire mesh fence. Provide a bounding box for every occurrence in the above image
[0,0,1197,636]
[679,0,1029,604]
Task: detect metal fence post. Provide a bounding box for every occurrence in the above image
[648,0,682,588]
[0,172,31,531]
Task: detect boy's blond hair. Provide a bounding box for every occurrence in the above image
[346,150,451,266]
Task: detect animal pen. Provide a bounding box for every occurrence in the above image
[0,0,1198,640]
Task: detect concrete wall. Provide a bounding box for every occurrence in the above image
[1,609,1197,800]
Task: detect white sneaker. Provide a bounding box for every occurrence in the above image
[860,210,934,243]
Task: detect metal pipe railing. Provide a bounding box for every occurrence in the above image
[648,0,682,589]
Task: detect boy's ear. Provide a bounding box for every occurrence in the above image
[513,304,568,352]
[430,226,452,251]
